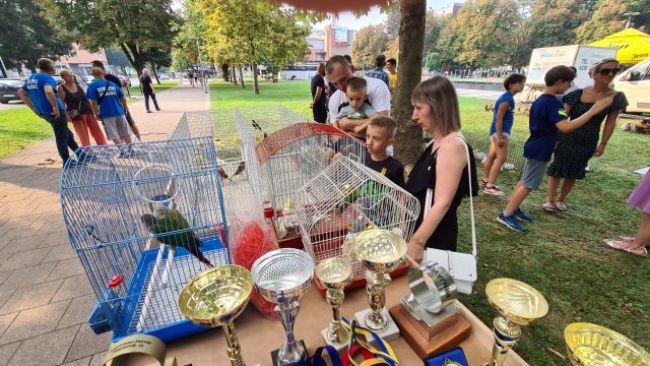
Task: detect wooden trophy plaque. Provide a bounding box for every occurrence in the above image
[389,300,471,359]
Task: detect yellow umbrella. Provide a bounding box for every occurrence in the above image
[590,28,650,64]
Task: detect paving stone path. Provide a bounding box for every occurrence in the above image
[0,82,209,365]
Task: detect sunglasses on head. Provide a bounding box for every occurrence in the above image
[598,68,620,75]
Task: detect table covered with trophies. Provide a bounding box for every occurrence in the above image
[125,273,527,366]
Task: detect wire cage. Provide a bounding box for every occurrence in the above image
[254,123,368,245]
[295,156,420,285]
[236,105,307,136]
[171,111,259,206]
[60,137,229,342]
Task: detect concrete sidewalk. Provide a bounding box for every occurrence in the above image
[0,83,210,366]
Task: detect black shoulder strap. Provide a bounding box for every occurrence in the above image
[97,80,110,105]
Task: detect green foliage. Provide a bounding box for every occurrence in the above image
[40,0,178,75]
[351,25,390,69]
[576,0,628,43]
[171,0,208,72]
[198,0,309,94]
[0,0,71,71]
[423,0,645,70]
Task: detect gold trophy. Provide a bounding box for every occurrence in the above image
[564,322,650,365]
[352,228,406,341]
[178,265,253,366]
[484,278,549,366]
[315,257,353,350]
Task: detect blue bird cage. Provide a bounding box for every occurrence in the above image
[60,137,229,342]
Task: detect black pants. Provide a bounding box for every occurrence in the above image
[312,104,327,123]
[144,92,160,111]
[42,113,79,163]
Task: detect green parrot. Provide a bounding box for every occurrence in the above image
[335,184,360,214]
[141,207,214,268]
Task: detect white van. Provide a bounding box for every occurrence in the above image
[615,57,650,114]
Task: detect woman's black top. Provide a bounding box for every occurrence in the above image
[404,139,478,251]
[61,83,91,116]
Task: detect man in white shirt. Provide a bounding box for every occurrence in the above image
[326,55,391,128]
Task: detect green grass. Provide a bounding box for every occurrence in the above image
[0,107,54,158]
[210,79,650,364]
[0,81,180,159]
[210,79,312,117]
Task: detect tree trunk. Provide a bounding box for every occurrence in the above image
[252,62,260,95]
[221,64,230,81]
[393,0,426,168]
[151,62,161,84]
[232,67,237,85]
[239,66,245,88]
[121,43,146,77]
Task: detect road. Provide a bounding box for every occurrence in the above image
[0,101,25,111]
[0,84,502,112]
[455,88,502,101]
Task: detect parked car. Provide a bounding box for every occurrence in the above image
[0,79,24,104]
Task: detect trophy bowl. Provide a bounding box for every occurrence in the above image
[252,248,314,303]
[485,278,549,325]
[252,248,314,365]
[564,322,650,366]
[353,229,407,272]
[315,258,353,289]
[179,265,253,327]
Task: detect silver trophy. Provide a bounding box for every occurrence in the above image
[252,248,314,365]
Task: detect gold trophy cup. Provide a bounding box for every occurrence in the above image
[484,278,549,366]
[564,322,650,365]
[315,257,353,350]
[178,265,253,366]
[352,228,407,341]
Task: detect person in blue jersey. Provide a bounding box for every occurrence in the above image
[17,58,81,166]
[482,73,526,196]
[86,67,133,145]
[497,66,613,233]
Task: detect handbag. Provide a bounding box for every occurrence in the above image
[424,134,478,295]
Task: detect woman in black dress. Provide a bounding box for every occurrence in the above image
[405,77,477,263]
[545,59,628,211]
[310,63,328,123]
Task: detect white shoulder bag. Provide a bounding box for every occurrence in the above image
[424,134,478,295]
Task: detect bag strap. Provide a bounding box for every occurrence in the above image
[97,80,110,105]
[457,134,478,258]
[423,134,477,258]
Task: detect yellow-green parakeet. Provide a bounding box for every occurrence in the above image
[141,207,213,268]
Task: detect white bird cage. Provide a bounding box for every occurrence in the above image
[295,156,420,284]
[170,111,258,205]
[254,123,368,246]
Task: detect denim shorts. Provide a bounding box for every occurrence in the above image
[521,158,548,190]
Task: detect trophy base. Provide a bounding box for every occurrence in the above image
[271,340,310,366]
[389,303,471,359]
[320,328,350,352]
[354,309,400,342]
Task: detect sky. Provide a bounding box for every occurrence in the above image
[313,1,462,30]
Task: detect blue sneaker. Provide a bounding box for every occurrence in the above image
[514,208,532,222]
[497,213,525,232]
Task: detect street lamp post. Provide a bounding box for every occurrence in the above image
[624,12,640,29]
